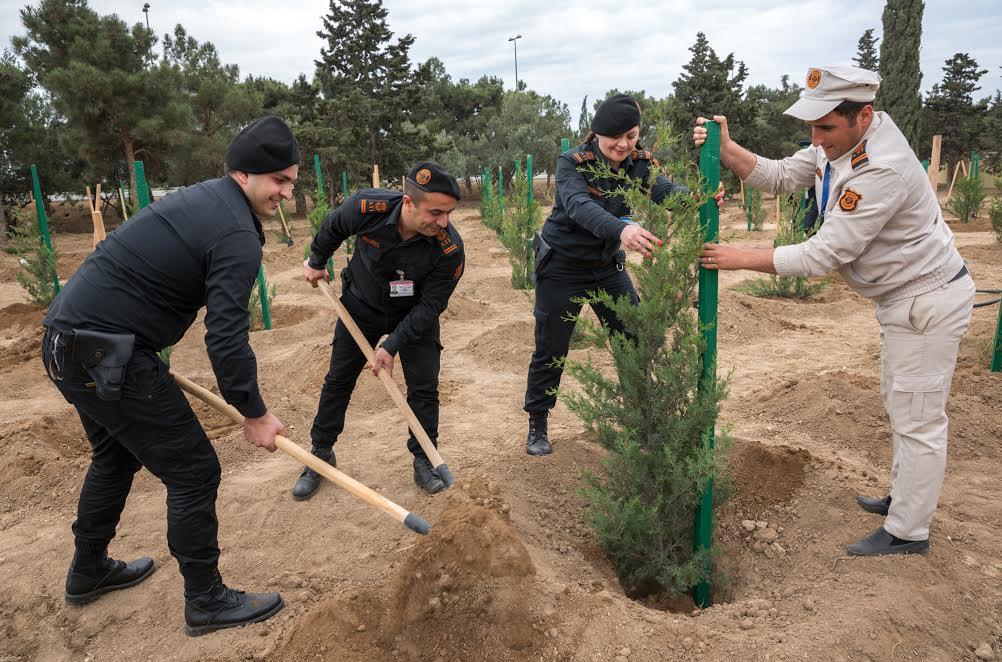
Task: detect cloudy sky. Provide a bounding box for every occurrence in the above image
[3,0,1001,118]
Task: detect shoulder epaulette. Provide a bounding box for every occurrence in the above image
[359,197,390,214]
[630,149,653,161]
[850,140,869,171]
[571,151,597,164]
[435,230,459,256]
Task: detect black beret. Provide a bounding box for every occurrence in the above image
[225,116,300,174]
[591,94,641,136]
[407,161,461,200]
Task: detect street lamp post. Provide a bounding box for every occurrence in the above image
[507,34,522,91]
[142,3,150,30]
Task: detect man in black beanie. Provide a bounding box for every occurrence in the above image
[42,115,298,635]
[292,161,465,499]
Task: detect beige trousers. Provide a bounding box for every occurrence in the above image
[877,275,975,541]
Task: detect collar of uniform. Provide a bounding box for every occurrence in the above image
[224,176,266,246]
[379,200,438,246]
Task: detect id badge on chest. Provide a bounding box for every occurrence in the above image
[389,270,415,298]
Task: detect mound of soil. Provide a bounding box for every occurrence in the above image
[461,320,534,371]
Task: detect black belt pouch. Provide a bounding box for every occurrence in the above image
[531,231,552,284]
[71,330,136,401]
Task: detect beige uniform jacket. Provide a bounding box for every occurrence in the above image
[745,112,964,304]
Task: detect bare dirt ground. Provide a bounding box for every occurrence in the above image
[1,193,1000,662]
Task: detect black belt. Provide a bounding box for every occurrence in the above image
[949,264,969,283]
[550,252,618,269]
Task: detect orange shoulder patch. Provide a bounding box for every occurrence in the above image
[360,199,388,214]
[838,188,862,213]
[436,230,458,255]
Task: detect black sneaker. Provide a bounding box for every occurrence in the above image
[526,412,552,456]
[413,455,446,494]
[185,581,284,637]
[65,556,157,605]
[846,527,929,557]
[292,446,336,501]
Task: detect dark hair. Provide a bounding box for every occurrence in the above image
[581,130,645,152]
[403,178,427,203]
[832,100,870,127]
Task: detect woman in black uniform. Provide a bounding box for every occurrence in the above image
[523,94,684,455]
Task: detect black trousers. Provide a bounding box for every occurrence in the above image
[309,290,441,458]
[42,328,221,598]
[524,255,638,414]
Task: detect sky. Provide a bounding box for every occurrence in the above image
[3,0,1001,119]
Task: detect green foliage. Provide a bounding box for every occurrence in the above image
[744,188,766,232]
[248,281,277,332]
[305,184,332,258]
[875,0,924,151]
[498,166,542,290]
[560,125,730,597]
[988,199,1002,243]
[157,345,173,366]
[853,28,880,71]
[946,174,986,223]
[922,53,989,166]
[735,204,828,300]
[11,208,58,306]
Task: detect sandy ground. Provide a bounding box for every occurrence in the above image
[1,194,1000,662]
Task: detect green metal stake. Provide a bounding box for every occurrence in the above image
[693,121,721,609]
[256,265,272,330]
[497,165,504,218]
[991,300,1002,372]
[744,187,753,233]
[314,154,325,192]
[29,164,60,294]
[133,161,151,208]
[526,154,534,206]
[922,159,930,172]
[971,150,980,180]
[341,171,349,201]
[560,138,571,152]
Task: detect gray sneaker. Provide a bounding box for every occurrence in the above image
[856,494,891,516]
[846,527,928,556]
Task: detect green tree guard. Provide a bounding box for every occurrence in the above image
[133,161,151,208]
[527,154,534,206]
[314,154,325,193]
[971,150,980,180]
[922,159,930,172]
[497,165,504,218]
[693,121,721,609]
[744,187,753,233]
[256,265,272,330]
[29,164,60,294]
[991,299,1002,372]
[341,171,349,200]
[561,138,571,152]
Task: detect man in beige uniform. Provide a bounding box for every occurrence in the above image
[693,65,975,556]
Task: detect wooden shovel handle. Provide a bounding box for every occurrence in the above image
[171,370,430,534]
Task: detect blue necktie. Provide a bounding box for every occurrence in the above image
[819,163,831,214]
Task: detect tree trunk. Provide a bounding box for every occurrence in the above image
[123,130,137,209]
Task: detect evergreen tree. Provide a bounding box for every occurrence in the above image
[983,92,1002,173]
[314,0,433,183]
[853,28,879,70]
[875,0,924,151]
[577,95,592,140]
[922,53,989,165]
[671,32,754,147]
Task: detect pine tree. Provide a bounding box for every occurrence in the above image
[577,95,591,140]
[874,0,924,151]
[853,28,879,70]
[314,0,433,182]
[672,33,754,147]
[560,125,730,597]
[922,53,989,165]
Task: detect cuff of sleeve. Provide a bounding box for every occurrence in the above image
[744,156,769,189]
[234,391,268,419]
[380,335,400,356]
[308,253,328,271]
[607,219,629,240]
[773,245,804,277]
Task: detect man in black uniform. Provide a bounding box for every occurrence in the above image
[292,162,464,498]
[42,116,295,636]
[523,94,684,455]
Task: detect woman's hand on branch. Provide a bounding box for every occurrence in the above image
[621,224,663,259]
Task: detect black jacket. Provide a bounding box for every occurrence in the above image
[308,189,465,355]
[541,142,682,263]
[44,176,268,418]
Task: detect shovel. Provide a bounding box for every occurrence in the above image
[172,370,431,535]
[316,280,455,487]
[277,205,293,247]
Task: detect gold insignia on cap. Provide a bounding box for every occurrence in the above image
[807,69,822,89]
[838,188,862,213]
[416,168,432,185]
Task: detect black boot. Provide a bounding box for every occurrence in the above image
[857,494,891,516]
[65,554,157,605]
[413,455,446,494]
[184,575,284,637]
[292,446,336,501]
[526,412,552,456]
